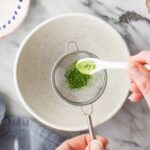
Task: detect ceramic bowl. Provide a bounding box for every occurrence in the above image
[0,0,30,38]
[15,14,130,131]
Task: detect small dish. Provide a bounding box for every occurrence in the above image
[0,0,30,38]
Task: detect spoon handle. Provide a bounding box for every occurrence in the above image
[102,61,150,70]
[101,62,127,69]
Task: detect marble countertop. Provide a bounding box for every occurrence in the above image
[1,0,150,149]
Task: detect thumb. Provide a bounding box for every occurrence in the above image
[128,63,150,107]
[85,140,104,150]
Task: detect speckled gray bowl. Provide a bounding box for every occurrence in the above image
[15,14,130,131]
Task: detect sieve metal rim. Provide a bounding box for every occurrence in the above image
[51,50,107,106]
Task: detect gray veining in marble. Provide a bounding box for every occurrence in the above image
[1,0,150,149]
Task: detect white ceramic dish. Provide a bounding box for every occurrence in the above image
[0,0,30,38]
[15,14,130,131]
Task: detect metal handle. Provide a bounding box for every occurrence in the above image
[86,114,96,141]
[66,41,79,53]
[13,138,18,150]
[86,115,102,150]
[81,105,95,141]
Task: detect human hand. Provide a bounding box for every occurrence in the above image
[127,51,150,107]
[56,134,108,150]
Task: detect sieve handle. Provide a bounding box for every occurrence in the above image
[86,114,96,141]
[66,41,79,53]
[86,115,103,150]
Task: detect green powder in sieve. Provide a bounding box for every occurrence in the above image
[65,61,91,89]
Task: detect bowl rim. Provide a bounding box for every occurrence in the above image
[14,13,130,131]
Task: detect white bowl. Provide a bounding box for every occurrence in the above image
[15,14,130,131]
[0,0,30,38]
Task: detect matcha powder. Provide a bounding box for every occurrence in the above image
[65,62,91,89]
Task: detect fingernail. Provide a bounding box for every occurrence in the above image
[128,95,134,102]
[128,63,140,76]
[85,146,89,150]
[90,140,103,150]
[128,94,137,102]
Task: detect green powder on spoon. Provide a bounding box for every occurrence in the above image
[76,60,96,75]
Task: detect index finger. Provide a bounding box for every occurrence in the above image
[96,135,108,147]
[130,51,150,64]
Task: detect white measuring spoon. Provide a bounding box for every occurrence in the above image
[76,58,150,75]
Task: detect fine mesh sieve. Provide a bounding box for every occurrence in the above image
[51,41,107,143]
